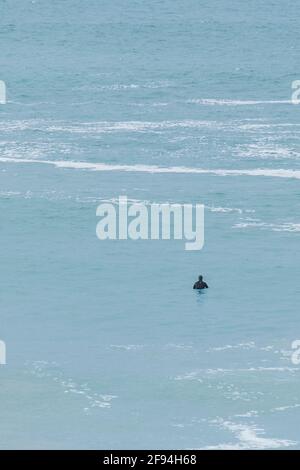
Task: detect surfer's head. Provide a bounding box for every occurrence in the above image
[198,275,203,281]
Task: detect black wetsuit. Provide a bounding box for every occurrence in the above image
[193,281,208,290]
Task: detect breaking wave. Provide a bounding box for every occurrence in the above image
[1,157,300,179]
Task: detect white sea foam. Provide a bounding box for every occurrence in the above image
[0,119,221,133]
[235,410,259,418]
[207,206,243,214]
[233,221,300,232]
[102,198,249,215]
[189,98,293,106]
[3,117,276,134]
[165,343,193,350]
[2,118,300,137]
[204,419,296,450]
[0,141,75,161]
[0,191,253,220]
[236,143,300,160]
[28,361,117,412]
[207,342,256,352]
[260,345,274,351]
[174,366,299,380]
[174,371,203,382]
[0,191,21,198]
[109,344,144,351]
[238,122,300,132]
[78,81,172,92]
[272,404,300,412]
[1,157,300,180]
[46,120,221,134]
[247,367,299,372]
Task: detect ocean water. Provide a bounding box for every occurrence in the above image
[1,0,300,449]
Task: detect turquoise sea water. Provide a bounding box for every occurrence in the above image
[1,0,300,449]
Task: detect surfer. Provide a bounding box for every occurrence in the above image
[193,275,208,290]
